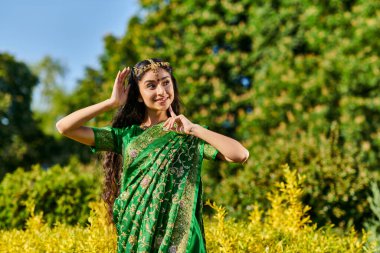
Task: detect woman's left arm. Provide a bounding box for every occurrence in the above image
[190,124,250,163]
[164,105,250,164]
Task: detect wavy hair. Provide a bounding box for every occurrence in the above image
[102,58,182,224]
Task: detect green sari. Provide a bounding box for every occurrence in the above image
[90,122,218,253]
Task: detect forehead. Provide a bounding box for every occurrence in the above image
[140,68,170,82]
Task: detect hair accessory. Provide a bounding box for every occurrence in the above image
[133,59,170,77]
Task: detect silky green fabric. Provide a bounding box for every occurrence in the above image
[90,122,218,253]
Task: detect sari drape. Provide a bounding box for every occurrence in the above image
[90,122,218,253]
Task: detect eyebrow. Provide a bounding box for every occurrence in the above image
[144,76,170,83]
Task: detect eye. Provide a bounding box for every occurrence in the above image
[147,83,156,89]
[164,81,170,85]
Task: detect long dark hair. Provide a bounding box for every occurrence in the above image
[102,58,182,223]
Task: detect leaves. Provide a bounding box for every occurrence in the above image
[0,163,102,229]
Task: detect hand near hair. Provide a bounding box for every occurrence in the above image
[109,67,131,108]
[163,105,196,134]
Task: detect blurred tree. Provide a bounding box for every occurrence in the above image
[0,53,48,177]
[30,56,94,167]
[0,53,92,179]
[31,56,67,103]
[31,56,68,136]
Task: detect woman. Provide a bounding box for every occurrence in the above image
[56,58,249,253]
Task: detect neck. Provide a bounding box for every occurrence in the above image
[142,109,168,126]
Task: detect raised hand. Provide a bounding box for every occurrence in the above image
[163,105,196,134]
[110,67,131,108]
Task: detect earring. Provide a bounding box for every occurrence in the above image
[138,98,143,102]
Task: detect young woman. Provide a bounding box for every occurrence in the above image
[56,58,249,253]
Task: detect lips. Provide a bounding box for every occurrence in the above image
[156,97,168,102]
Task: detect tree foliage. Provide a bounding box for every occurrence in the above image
[31,56,68,136]
[0,53,93,178]
[0,53,49,177]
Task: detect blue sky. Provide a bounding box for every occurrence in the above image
[0,0,139,96]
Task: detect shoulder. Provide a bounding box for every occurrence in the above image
[113,125,136,136]
[92,125,136,137]
[118,124,145,139]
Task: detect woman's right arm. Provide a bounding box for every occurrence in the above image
[55,67,130,146]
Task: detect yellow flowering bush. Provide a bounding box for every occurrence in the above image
[0,202,116,253]
[204,165,375,253]
[0,165,374,252]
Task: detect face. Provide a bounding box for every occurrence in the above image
[137,68,174,112]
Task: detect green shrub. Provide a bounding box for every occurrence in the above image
[0,160,102,229]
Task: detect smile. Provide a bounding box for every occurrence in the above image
[155,97,168,103]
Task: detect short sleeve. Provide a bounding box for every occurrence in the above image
[89,126,124,154]
[203,143,219,160]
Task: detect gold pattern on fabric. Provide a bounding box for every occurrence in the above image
[90,126,127,154]
[203,143,219,160]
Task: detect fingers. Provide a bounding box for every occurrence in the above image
[163,106,176,130]
[169,117,175,130]
[122,68,129,87]
[163,117,172,131]
[162,106,185,133]
[117,67,130,79]
[163,117,177,132]
[114,71,121,88]
[169,117,176,131]
[169,116,181,131]
[169,105,176,117]
[124,83,131,92]
[120,67,129,80]
[122,66,130,76]
[115,67,130,88]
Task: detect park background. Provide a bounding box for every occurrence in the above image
[0,0,379,252]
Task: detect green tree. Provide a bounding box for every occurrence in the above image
[0,53,93,178]
[0,53,48,177]
[31,56,68,136]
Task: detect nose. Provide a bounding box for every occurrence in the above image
[157,83,166,95]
